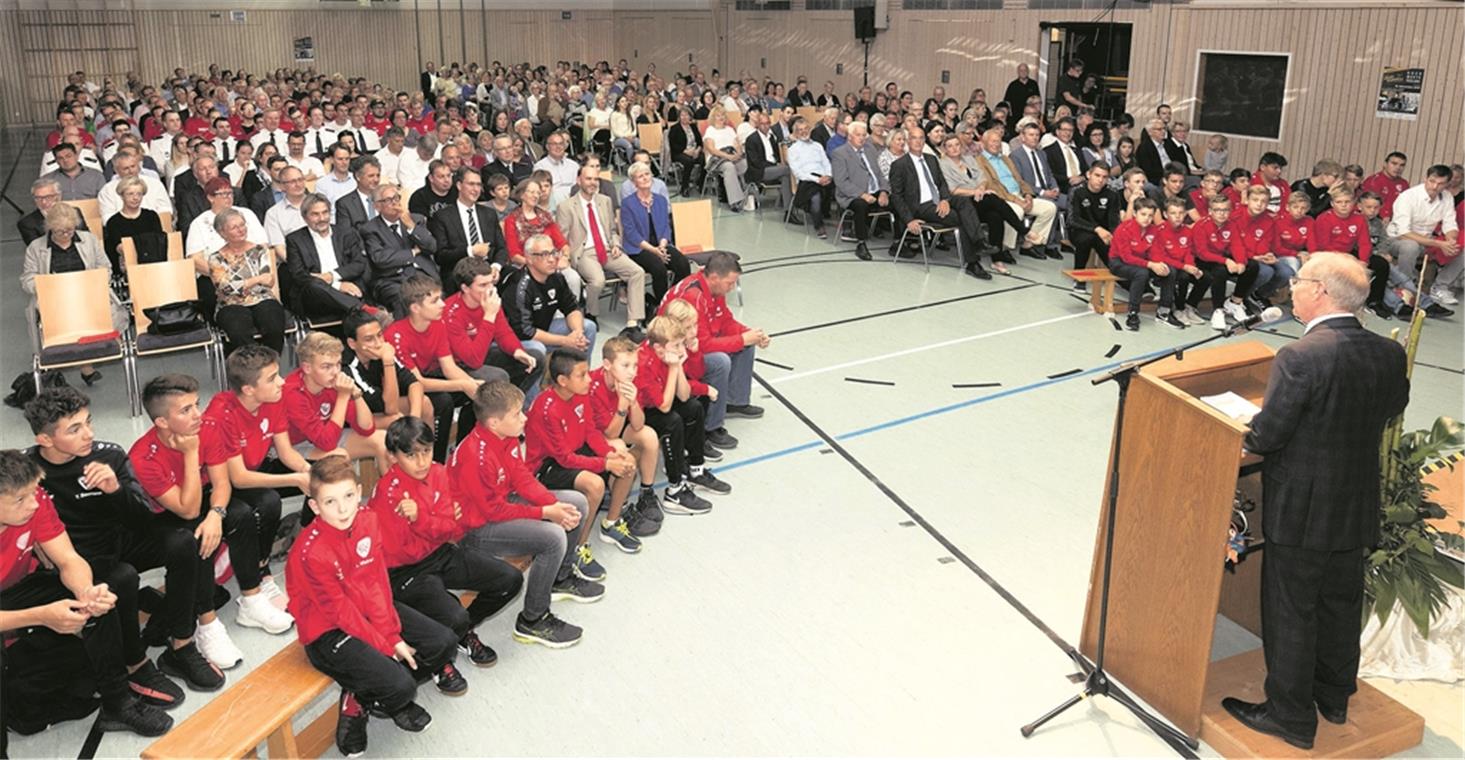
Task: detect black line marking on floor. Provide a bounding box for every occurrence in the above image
[769,282,1037,338]
[77,715,104,759]
[937,556,957,564]
[1046,368,1083,379]
[818,447,833,454]
[0,130,34,204]
[1105,344,1122,358]
[844,376,895,386]
[754,358,794,371]
[899,520,915,526]
[1110,318,1123,331]
[742,248,859,269]
[751,371,1199,760]
[951,382,1002,389]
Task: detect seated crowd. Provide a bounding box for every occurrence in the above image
[5,57,1462,756]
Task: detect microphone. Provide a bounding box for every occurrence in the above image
[1226,306,1284,336]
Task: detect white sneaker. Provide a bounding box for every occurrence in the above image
[259,576,290,610]
[1211,309,1228,331]
[743,195,756,212]
[1181,307,1205,326]
[237,592,295,634]
[1429,287,1459,306]
[1223,299,1248,323]
[195,617,244,670]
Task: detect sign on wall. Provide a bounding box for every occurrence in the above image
[1192,51,1290,141]
[293,36,316,65]
[1376,67,1424,121]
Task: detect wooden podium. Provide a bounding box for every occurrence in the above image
[1077,341,1424,757]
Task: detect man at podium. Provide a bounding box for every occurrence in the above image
[1222,253,1410,749]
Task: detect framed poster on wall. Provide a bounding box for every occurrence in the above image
[1192,51,1290,140]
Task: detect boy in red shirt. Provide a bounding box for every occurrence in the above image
[451,382,599,649]
[586,337,666,538]
[386,273,490,462]
[1250,151,1290,213]
[288,456,458,758]
[283,332,388,474]
[1359,152,1410,220]
[368,417,523,668]
[199,347,301,636]
[1106,197,1181,331]
[1191,196,1262,330]
[662,299,738,470]
[0,451,173,741]
[1271,192,1313,290]
[1153,197,1212,326]
[1232,185,1282,309]
[1221,169,1250,211]
[127,374,236,684]
[442,258,543,399]
[527,350,641,561]
[1187,170,1225,224]
[636,318,715,515]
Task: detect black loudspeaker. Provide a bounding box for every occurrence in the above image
[854,6,875,40]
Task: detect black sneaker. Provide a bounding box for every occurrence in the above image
[459,631,497,667]
[663,484,712,515]
[625,507,661,538]
[1242,296,1265,316]
[619,325,646,344]
[97,697,173,737]
[725,403,764,419]
[434,662,468,696]
[1044,247,1063,260]
[128,659,185,710]
[389,701,432,732]
[1125,313,1141,332]
[157,641,225,692]
[513,611,583,649]
[636,488,664,523]
[689,469,732,495]
[336,691,369,757]
[1425,303,1454,318]
[1157,311,1186,329]
[701,440,723,461]
[551,573,605,603]
[706,427,739,449]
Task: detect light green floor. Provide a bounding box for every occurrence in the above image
[2,126,1461,758]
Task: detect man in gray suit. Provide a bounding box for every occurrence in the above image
[830,121,890,261]
[1004,122,1063,259]
[334,155,381,235]
[557,164,648,334]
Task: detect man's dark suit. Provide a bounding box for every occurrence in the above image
[1241,315,1409,738]
[1135,133,1182,185]
[888,152,981,264]
[743,130,781,184]
[283,225,369,320]
[17,206,85,246]
[335,190,374,235]
[428,202,507,293]
[484,158,531,187]
[362,213,439,317]
[1043,141,1090,195]
[248,187,280,225]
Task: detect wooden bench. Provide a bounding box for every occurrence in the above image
[142,555,533,759]
[1062,268,1121,314]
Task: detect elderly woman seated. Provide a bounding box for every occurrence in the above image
[21,204,130,385]
[206,208,288,352]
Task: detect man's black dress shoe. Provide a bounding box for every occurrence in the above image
[1221,698,1314,750]
[1317,703,1347,725]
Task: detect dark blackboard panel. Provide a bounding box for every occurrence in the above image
[1194,52,1289,140]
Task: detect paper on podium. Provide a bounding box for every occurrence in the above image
[1200,391,1261,423]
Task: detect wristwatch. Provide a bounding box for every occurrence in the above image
[210,506,227,519]
[615,408,628,417]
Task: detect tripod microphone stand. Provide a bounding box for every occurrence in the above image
[1020,311,1281,750]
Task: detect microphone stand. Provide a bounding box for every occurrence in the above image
[1020,314,1281,751]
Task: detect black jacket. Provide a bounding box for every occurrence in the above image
[282,225,368,315]
[1043,141,1090,195]
[1243,317,1409,550]
[428,202,507,292]
[744,130,782,184]
[888,152,951,222]
[667,122,702,160]
[361,213,438,287]
[1135,133,1182,185]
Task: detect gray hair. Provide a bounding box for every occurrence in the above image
[192,155,217,172]
[213,207,244,234]
[31,177,60,196]
[1302,252,1370,313]
[847,121,868,137]
[627,161,652,179]
[524,232,555,253]
[300,191,331,216]
[416,134,438,158]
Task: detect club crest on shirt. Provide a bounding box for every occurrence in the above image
[547,288,557,299]
[1347,224,1357,234]
[573,403,585,420]
[260,418,271,434]
[356,536,371,558]
[319,402,331,417]
[1098,197,1110,206]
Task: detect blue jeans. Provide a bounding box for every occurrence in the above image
[701,346,756,430]
[521,317,599,406]
[1261,256,1298,297]
[1249,261,1277,299]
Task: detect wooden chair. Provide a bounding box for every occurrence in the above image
[158,211,174,233]
[32,268,132,396]
[140,644,336,760]
[671,199,742,304]
[795,106,821,126]
[127,258,222,414]
[67,198,104,237]
[120,232,185,271]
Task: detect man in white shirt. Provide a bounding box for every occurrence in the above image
[788,118,834,238]
[344,106,381,153]
[249,109,290,151]
[300,106,337,159]
[1386,164,1462,305]
[210,117,238,165]
[314,143,358,217]
[264,166,309,261]
[374,127,409,186]
[97,149,173,223]
[146,111,183,170]
[533,131,581,197]
[283,131,325,181]
[283,192,367,320]
[396,135,436,195]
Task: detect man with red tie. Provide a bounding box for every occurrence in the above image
[556,164,648,336]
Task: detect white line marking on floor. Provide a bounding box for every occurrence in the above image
[770,311,1091,384]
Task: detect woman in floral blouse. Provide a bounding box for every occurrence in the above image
[207,208,286,352]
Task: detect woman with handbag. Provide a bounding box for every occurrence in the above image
[21,205,129,386]
[206,208,287,353]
